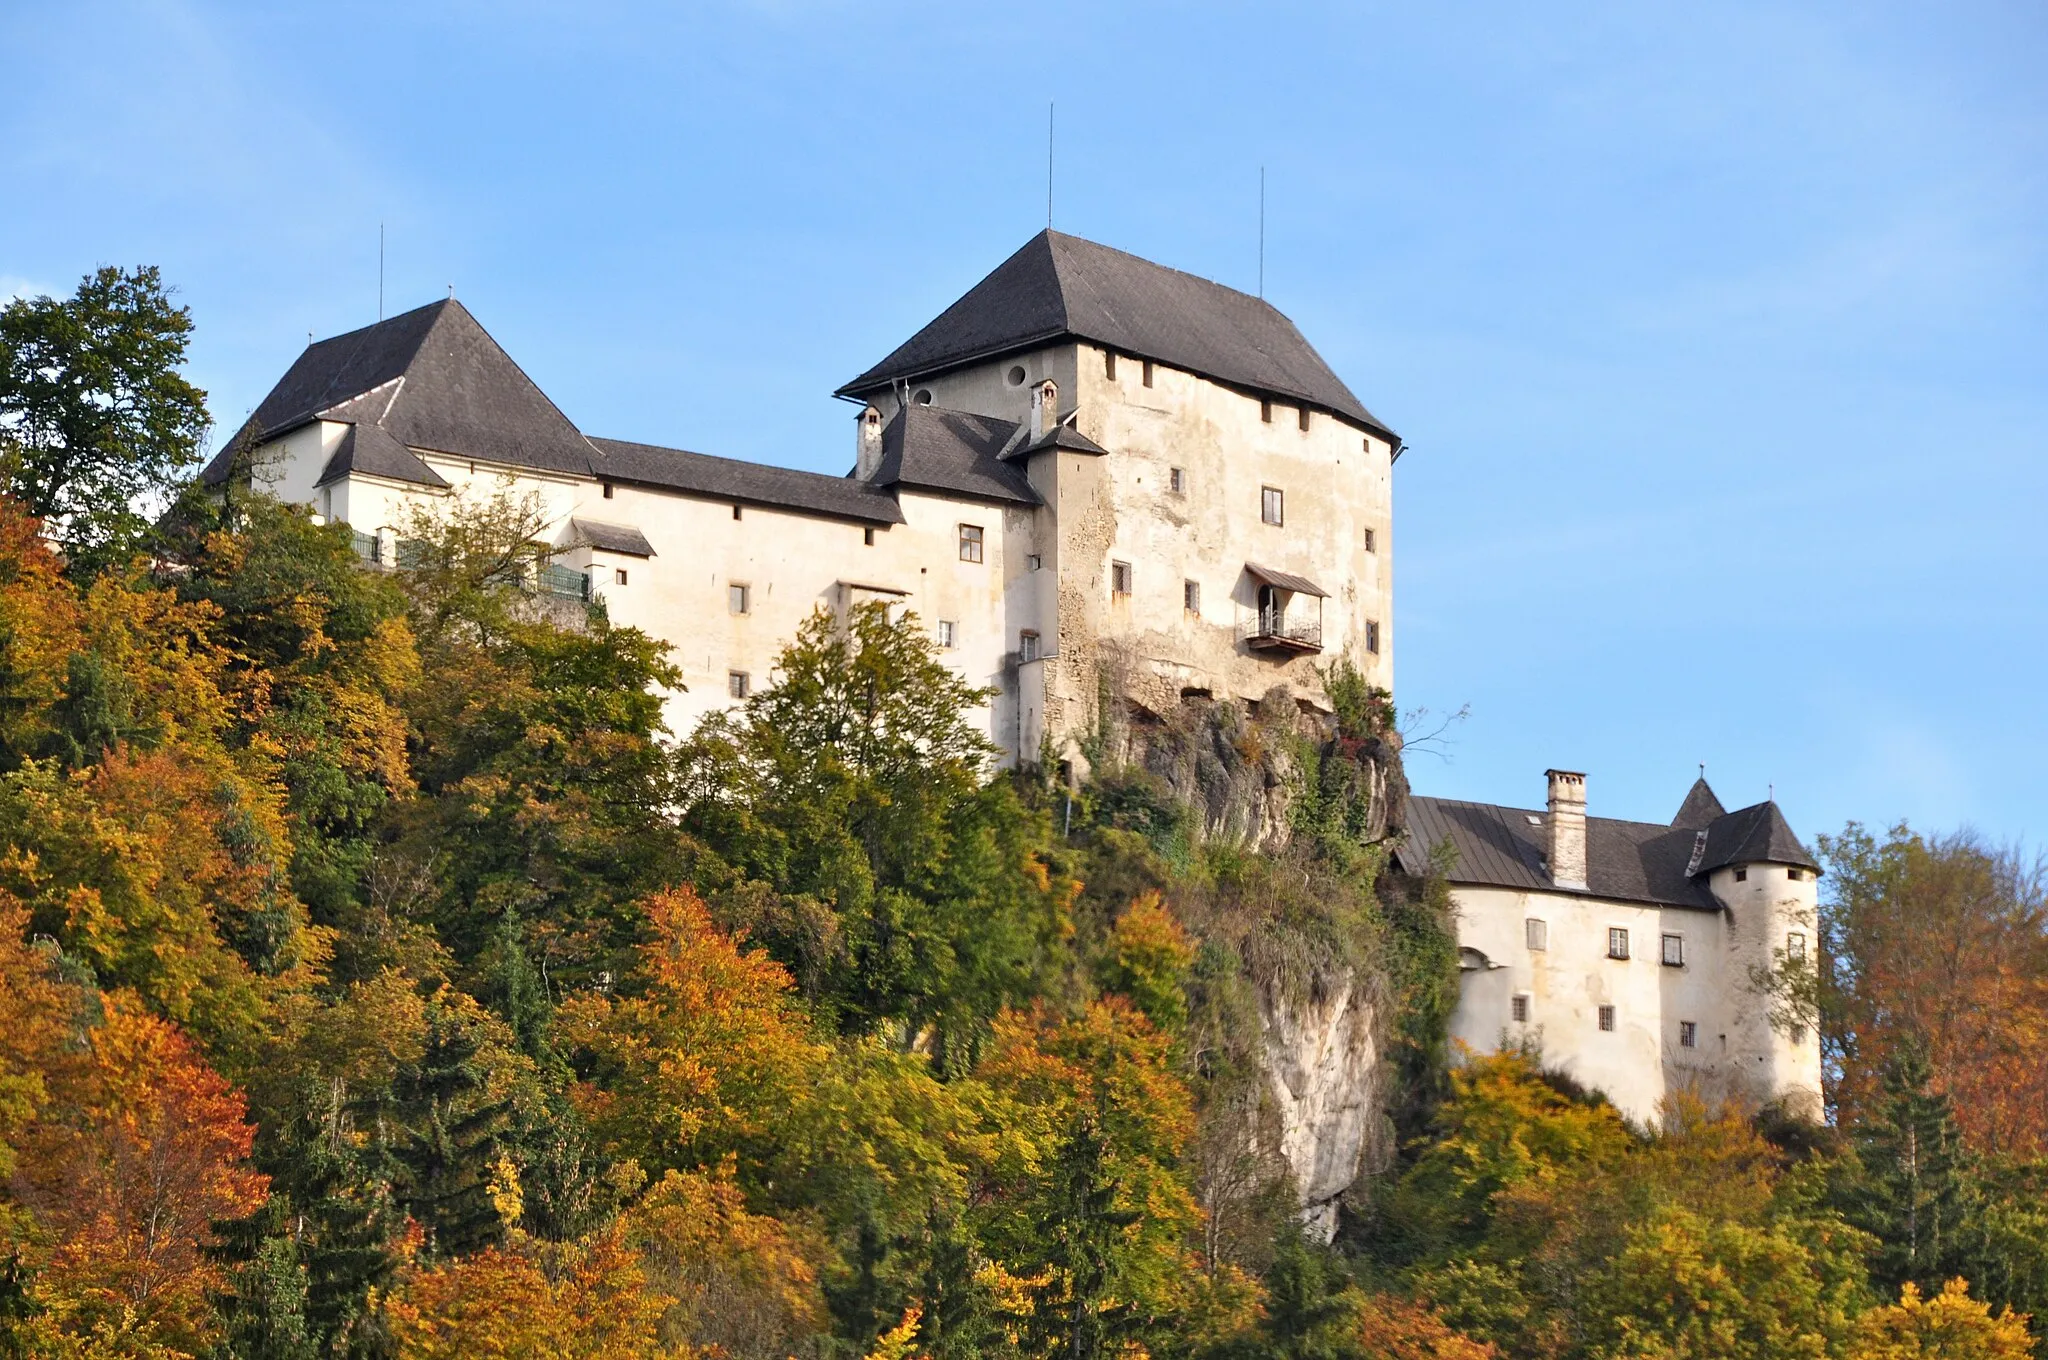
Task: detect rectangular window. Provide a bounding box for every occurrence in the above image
[1142,359,1155,388]
[1261,486,1285,526]
[1260,398,1273,423]
[1786,932,1807,963]
[614,567,629,586]
[1598,1005,1616,1033]
[958,524,984,563]
[1183,580,1201,614]
[602,482,614,499]
[1298,406,1311,432]
[1018,630,1040,662]
[1365,621,1381,655]
[1363,527,1376,553]
[1661,934,1685,967]
[1111,561,1133,597]
[727,671,750,699]
[1787,867,1806,881]
[1679,1021,1697,1048]
[732,504,742,521]
[864,526,876,546]
[1105,351,1117,380]
[1169,466,1187,495]
[936,620,957,649]
[1027,553,1043,571]
[728,584,750,615]
[1734,868,1748,882]
[1511,995,1530,1023]
[1607,928,1630,961]
[1526,918,1549,951]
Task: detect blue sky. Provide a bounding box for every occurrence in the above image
[4,1,2043,848]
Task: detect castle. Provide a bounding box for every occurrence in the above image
[206,229,1820,1123]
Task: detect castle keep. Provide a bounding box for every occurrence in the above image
[209,229,1820,1123]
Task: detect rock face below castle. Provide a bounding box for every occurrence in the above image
[1260,973,1384,1241]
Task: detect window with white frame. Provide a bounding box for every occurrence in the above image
[958,524,984,563]
[1018,630,1040,662]
[614,568,629,586]
[936,620,957,649]
[1526,918,1549,951]
[1261,485,1285,526]
[1680,1021,1698,1048]
[1511,995,1530,1023]
[728,583,750,615]
[1608,927,1630,960]
[1661,933,1685,967]
[1598,1005,1616,1032]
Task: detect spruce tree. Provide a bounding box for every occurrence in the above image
[1851,1042,1978,1292]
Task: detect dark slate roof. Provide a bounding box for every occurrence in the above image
[586,437,904,526]
[1671,778,1728,831]
[867,406,1041,506]
[838,230,1395,439]
[1246,561,1329,599]
[1008,423,1109,460]
[315,422,449,489]
[1694,800,1819,874]
[204,299,599,483]
[1399,783,1818,909]
[569,518,656,558]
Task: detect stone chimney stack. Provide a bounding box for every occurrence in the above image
[1546,769,1588,891]
[1031,379,1058,440]
[855,405,884,481]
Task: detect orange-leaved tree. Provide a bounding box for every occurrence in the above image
[10,990,268,1354]
[559,885,827,1177]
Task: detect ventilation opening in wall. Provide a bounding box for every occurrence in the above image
[914,388,933,405]
[1007,365,1027,386]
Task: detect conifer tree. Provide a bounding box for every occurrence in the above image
[1851,1043,1979,1294]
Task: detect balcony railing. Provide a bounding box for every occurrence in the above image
[1241,608,1323,654]
[350,530,382,565]
[535,563,590,602]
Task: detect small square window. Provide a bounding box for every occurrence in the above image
[1363,527,1376,553]
[1298,406,1311,432]
[1111,561,1132,597]
[728,584,750,615]
[1365,621,1381,655]
[1526,918,1548,951]
[1786,932,1807,963]
[1661,934,1684,968]
[614,567,629,586]
[1598,1005,1616,1033]
[1104,351,1117,380]
[1260,398,1273,423]
[1607,928,1630,961]
[727,671,751,699]
[1018,630,1040,662]
[936,620,957,649]
[1511,995,1530,1023]
[1735,868,1748,883]
[602,482,614,499]
[1183,580,1200,614]
[1027,553,1043,571]
[1169,466,1187,495]
[1142,359,1155,388]
[1261,486,1284,526]
[864,527,876,546]
[1679,1021,1697,1048]
[1788,867,1805,881]
[732,504,742,521]
[959,524,984,563]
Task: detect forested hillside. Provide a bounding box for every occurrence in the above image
[2,270,2047,1359]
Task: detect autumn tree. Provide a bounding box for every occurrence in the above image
[0,267,210,571]
[1846,1279,2035,1360]
[1818,822,2048,1153]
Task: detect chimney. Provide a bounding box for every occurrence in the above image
[1031,379,1058,441]
[855,405,883,481]
[1545,769,1588,891]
